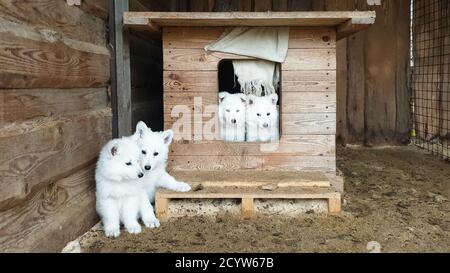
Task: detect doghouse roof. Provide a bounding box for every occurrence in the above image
[124,11,376,40]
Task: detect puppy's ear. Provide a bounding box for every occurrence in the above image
[270,93,278,105]
[219,92,228,103]
[110,144,118,157]
[247,95,256,106]
[162,129,174,145]
[135,121,148,139]
[239,93,247,104]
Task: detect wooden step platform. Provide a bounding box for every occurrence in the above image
[156,171,341,219]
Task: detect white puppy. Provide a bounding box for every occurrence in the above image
[246,94,280,142]
[95,137,157,238]
[133,121,191,204]
[218,92,247,142]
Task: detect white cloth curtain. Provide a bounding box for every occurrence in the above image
[205,27,289,96]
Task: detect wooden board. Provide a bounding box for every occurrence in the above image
[281,92,336,113]
[163,27,336,49]
[0,0,107,46]
[0,88,108,124]
[0,18,110,89]
[155,183,341,219]
[77,0,109,20]
[170,170,332,187]
[282,113,336,135]
[0,108,111,207]
[163,27,225,49]
[0,165,98,252]
[168,155,335,172]
[282,70,336,92]
[124,11,375,33]
[163,49,251,71]
[163,49,334,71]
[164,71,218,92]
[164,114,337,136]
[283,49,336,70]
[170,135,335,156]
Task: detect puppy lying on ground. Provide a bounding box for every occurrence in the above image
[95,137,158,238]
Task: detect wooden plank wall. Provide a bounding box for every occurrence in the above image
[162,26,336,172]
[0,0,110,252]
[138,0,411,146]
[317,0,411,146]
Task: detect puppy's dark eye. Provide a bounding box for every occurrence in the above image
[142,150,147,155]
[226,109,230,112]
[126,162,132,166]
[153,152,159,156]
[236,109,240,113]
[257,113,261,117]
[267,113,271,116]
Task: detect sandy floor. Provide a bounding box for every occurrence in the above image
[79,146,450,253]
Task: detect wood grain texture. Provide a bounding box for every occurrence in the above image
[164,71,218,92]
[170,170,331,187]
[0,88,108,124]
[0,165,98,252]
[282,113,336,135]
[281,92,336,113]
[168,155,335,172]
[163,49,251,71]
[283,49,336,70]
[289,27,336,48]
[0,19,110,89]
[77,0,109,20]
[0,0,107,46]
[124,11,375,30]
[0,108,111,208]
[170,135,335,156]
[318,0,410,145]
[163,27,225,49]
[282,70,336,92]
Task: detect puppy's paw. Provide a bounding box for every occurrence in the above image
[104,226,120,238]
[175,181,191,192]
[125,223,142,234]
[143,217,160,229]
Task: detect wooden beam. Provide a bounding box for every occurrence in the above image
[110,0,132,137]
[124,11,376,34]
[241,198,255,219]
[337,17,376,40]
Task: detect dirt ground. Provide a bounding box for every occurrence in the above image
[79,146,450,253]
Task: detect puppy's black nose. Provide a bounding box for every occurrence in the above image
[231,119,237,124]
[263,123,269,128]
[145,165,151,171]
[138,173,144,178]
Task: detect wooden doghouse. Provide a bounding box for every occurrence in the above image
[125,12,375,219]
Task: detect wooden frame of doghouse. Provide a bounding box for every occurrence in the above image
[124,12,375,219]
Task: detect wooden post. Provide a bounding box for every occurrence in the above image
[109,0,132,138]
[155,197,169,220]
[328,196,341,215]
[241,198,255,219]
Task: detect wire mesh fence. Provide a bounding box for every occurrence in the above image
[411,0,450,160]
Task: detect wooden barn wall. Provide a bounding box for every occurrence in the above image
[137,0,411,145]
[0,0,110,252]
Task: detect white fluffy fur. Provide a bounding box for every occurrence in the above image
[218,92,247,142]
[95,137,158,238]
[246,94,279,142]
[132,122,191,204]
